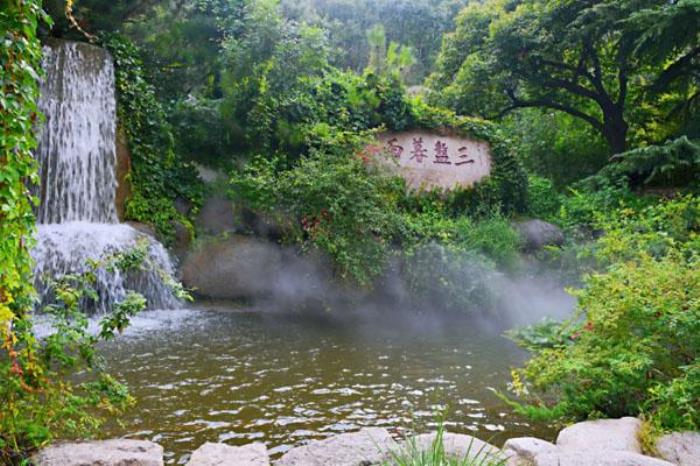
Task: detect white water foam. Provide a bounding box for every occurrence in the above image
[32,41,180,313]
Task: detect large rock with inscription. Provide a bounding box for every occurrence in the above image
[376,131,491,191]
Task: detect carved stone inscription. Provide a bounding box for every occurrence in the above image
[377,131,492,190]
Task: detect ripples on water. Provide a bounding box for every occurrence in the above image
[100,305,555,464]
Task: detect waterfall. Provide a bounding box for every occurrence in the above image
[36,40,118,224]
[32,40,179,312]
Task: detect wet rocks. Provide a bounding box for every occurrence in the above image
[513,219,564,251]
[33,439,163,466]
[276,427,398,466]
[186,442,269,466]
[656,432,700,466]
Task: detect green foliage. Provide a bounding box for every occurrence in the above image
[507,195,700,431]
[100,34,204,244]
[428,0,700,154]
[526,175,560,221]
[0,244,160,463]
[503,110,609,187]
[232,149,405,285]
[0,0,46,327]
[592,136,700,191]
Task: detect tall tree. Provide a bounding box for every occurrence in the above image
[428,0,700,154]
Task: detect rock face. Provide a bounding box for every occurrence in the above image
[181,234,330,301]
[115,126,132,222]
[276,427,397,466]
[513,219,564,252]
[656,432,700,466]
[181,235,284,299]
[196,196,236,236]
[402,432,502,462]
[186,442,269,466]
[33,439,163,466]
[555,417,643,454]
[375,131,492,191]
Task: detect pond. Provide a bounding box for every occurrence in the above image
[100,303,556,464]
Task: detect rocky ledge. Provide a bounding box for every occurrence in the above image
[34,418,700,466]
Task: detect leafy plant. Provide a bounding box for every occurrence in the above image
[385,419,506,466]
[0,243,164,464]
[506,195,700,431]
[100,34,204,244]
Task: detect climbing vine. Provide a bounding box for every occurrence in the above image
[0,0,44,335]
[100,34,203,244]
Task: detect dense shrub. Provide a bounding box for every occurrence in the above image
[101,34,204,244]
[232,145,405,286]
[507,195,700,431]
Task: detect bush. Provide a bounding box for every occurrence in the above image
[0,248,152,463]
[231,147,405,286]
[101,34,204,244]
[507,195,700,431]
[526,175,561,221]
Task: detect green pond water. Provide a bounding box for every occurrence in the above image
[100,304,556,464]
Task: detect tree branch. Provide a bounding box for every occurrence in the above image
[500,88,604,132]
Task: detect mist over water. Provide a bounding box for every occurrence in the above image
[202,239,576,333]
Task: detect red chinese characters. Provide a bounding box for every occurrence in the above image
[456,146,475,166]
[384,137,478,168]
[410,137,429,163]
[433,140,451,164]
[386,138,404,159]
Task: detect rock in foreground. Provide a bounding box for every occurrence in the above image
[533,451,674,466]
[276,427,397,466]
[33,439,163,466]
[656,432,700,466]
[186,442,269,466]
[555,417,642,453]
[398,432,503,463]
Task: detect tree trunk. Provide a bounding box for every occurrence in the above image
[603,107,628,155]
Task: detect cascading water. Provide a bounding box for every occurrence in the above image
[32,40,179,312]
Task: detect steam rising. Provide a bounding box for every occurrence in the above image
[205,239,576,333]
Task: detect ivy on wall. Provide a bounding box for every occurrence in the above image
[100,34,203,244]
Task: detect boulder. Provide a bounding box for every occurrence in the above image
[276,427,397,466]
[656,432,700,466]
[514,219,564,252]
[503,437,558,465]
[533,451,674,466]
[33,439,163,466]
[556,417,642,454]
[171,219,193,261]
[186,442,269,466]
[196,196,237,236]
[400,432,503,463]
[181,235,284,299]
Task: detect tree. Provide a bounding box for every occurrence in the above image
[428,0,700,155]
